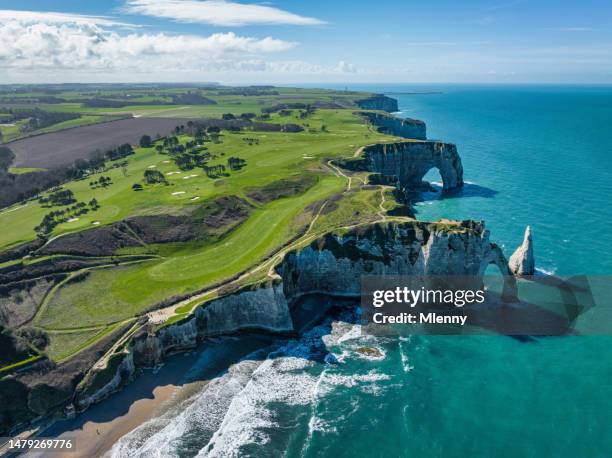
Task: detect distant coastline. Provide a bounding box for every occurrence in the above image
[383,91,443,95]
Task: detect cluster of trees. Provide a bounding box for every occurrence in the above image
[174,152,211,170]
[69,143,133,180]
[34,199,99,236]
[0,147,14,172]
[139,135,153,148]
[38,188,76,207]
[262,103,312,114]
[170,92,216,105]
[0,325,31,367]
[203,164,227,178]
[0,108,80,132]
[143,169,167,185]
[227,157,246,171]
[299,108,316,119]
[89,176,112,188]
[215,87,278,96]
[105,143,134,161]
[157,133,219,171]
[242,137,260,146]
[221,113,257,122]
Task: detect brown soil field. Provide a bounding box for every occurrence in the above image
[8,117,189,168]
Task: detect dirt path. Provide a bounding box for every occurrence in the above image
[327,159,352,191]
[109,147,390,348]
[377,185,392,221]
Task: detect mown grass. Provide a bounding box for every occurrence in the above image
[0,109,396,250]
[5,95,402,339]
[8,167,47,174]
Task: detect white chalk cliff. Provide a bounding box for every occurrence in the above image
[509,226,535,275]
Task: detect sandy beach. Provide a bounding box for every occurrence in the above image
[27,336,275,458]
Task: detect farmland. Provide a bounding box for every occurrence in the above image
[7,117,190,169]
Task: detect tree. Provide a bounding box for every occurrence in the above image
[139,135,153,148]
[89,198,99,209]
[0,146,15,173]
[143,170,167,184]
[132,183,143,191]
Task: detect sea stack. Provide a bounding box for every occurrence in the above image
[509,226,535,275]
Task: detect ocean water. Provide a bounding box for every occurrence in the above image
[110,86,612,457]
[390,84,612,276]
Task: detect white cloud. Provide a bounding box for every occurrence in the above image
[124,0,324,26]
[335,60,357,73]
[0,9,133,27]
[0,20,295,70]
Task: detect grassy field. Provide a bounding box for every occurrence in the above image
[31,110,396,330]
[1,86,406,362]
[0,109,395,249]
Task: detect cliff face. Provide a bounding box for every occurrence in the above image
[358,111,426,140]
[195,283,293,336]
[356,95,399,112]
[73,220,517,411]
[364,141,464,191]
[279,221,516,301]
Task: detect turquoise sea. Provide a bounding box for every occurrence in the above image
[111,86,612,457]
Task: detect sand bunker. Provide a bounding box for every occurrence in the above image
[171,191,186,196]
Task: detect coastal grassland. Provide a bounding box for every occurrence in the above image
[0,109,396,250]
[45,323,126,362]
[37,174,343,329]
[19,87,376,119]
[15,108,398,331]
[309,187,385,234]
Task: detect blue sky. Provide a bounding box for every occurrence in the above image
[1,0,611,84]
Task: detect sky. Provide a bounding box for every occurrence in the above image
[1,0,611,84]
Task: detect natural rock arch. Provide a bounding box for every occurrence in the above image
[480,242,519,302]
[364,141,464,191]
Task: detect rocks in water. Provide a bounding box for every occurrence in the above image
[509,226,535,275]
[355,346,385,359]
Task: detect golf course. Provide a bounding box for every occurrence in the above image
[0,85,408,368]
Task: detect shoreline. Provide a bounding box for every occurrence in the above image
[27,335,275,458]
